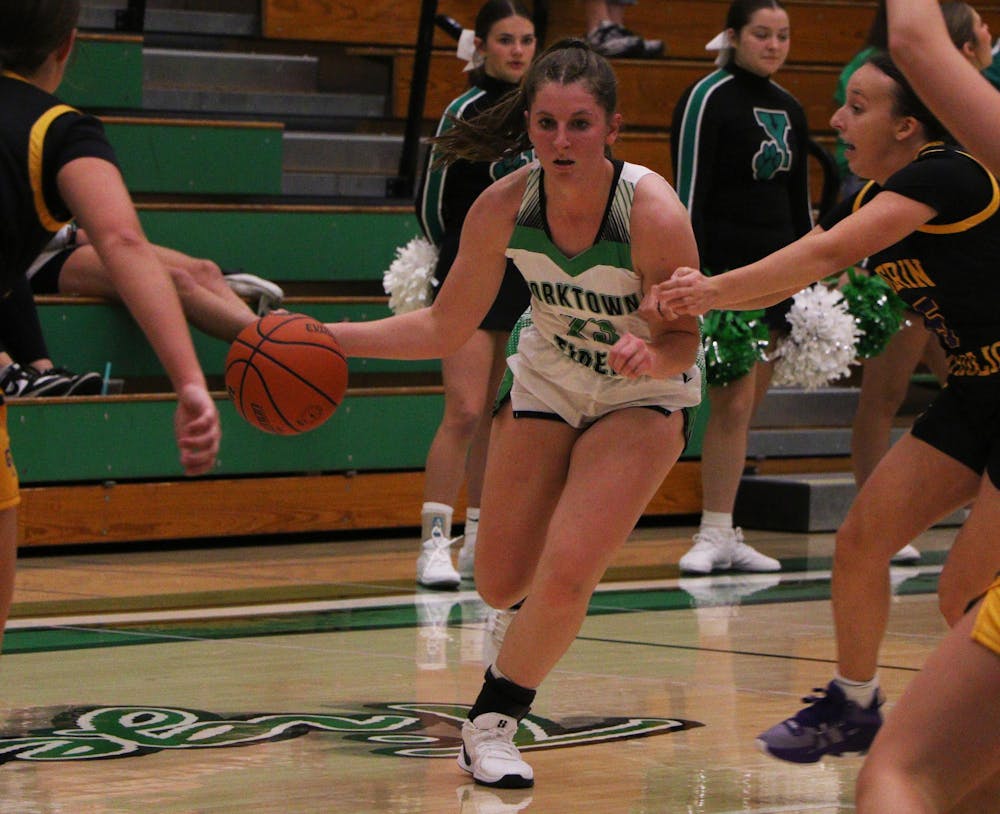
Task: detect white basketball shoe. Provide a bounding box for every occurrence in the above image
[416,529,461,590]
[458,712,534,788]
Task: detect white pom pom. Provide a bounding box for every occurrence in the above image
[770,284,860,390]
[382,237,440,315]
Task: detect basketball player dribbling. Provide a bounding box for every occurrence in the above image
[329,39,702,787]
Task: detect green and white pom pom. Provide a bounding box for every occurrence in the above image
[382,236,439,315]
[702,308,770,387]
[840,267,907,359]
[771,283,860,390]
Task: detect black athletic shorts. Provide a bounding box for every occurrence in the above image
[763,295,794,333]
[910,376,1000,489]
[27,247,74,294]
[432,231,530,332]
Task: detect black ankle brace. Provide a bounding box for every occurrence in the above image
[468,667,536,721]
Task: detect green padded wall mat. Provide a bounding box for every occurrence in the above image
[8,394,443,483]
[103,122,283,195]
[59,37,143,109]
[137,210,423,282]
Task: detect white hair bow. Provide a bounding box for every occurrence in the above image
[705,30,731,67]
[457,29,484,72]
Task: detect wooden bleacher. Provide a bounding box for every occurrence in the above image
[27,0,983,548]
[263,0,881,63]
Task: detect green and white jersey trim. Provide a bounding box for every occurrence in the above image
[417,87,486,246]
[503,161,701,408]
[673,69,732,210]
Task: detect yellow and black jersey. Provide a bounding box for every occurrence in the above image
[0,71,117,293]
[822,143,1000,378]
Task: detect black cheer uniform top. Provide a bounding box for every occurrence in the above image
[671,62,813,271]
[416,73,531,330]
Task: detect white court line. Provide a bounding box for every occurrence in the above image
[6,565,940,631]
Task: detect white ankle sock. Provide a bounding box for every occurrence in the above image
[700,511,733,530]
[464,508,479,544]
[835,673,879,707]
[421,502,453,541]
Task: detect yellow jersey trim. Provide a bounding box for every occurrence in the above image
[851,143,1000,234]
[916,143,1000,234]
[28,103,77,232]
[851,180,877,214]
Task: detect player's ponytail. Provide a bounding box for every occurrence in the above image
[431,38,617,166]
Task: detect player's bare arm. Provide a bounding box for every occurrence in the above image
[329,170,526,360]
[653,192,936,316]
[888,0,1000,177]
[611,174,700,379]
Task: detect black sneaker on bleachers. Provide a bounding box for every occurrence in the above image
[0,363,74,397]
[587,20,664,59]
[42,367,104,396]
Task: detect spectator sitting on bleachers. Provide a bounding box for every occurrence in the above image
[0,0,221,655]
[27,223,282,342]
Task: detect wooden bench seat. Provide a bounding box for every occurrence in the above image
[264,0,878,65]
[5,382,703,545]
[383,48,843,133]
[16,461,704,548]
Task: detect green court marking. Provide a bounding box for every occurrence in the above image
[5,563,941,656]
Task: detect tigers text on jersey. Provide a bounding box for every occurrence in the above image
[504,160,702,424]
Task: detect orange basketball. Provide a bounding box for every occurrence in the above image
[225,313,348,435]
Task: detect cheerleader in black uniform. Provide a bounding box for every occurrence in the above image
[0,0,220,649]
[670,0,810,575]
[655,52,1000,785]
[412,0,535,590]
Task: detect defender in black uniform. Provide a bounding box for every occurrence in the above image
[853,3,1000,810]
[0,0,220,650]
[654,51,1000,766]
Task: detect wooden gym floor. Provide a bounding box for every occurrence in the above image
[0,523,958,813]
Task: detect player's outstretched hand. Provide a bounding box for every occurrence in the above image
[609,332,655,378]
[648,267,717,318]
[174,383,221,476]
